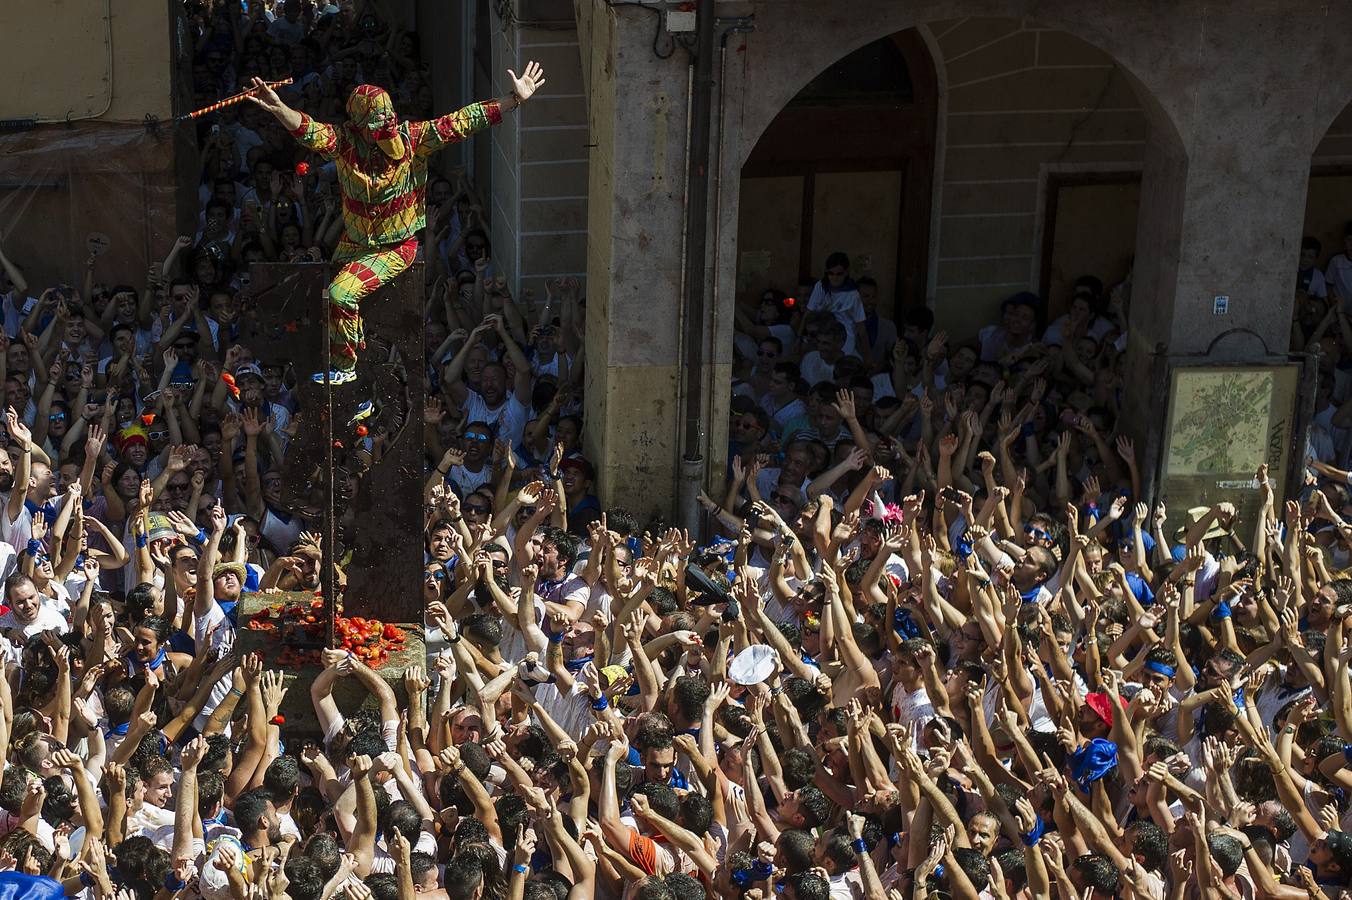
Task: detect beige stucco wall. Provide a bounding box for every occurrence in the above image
[0,0,172,123]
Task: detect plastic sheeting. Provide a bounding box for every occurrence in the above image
[0,123,180,297]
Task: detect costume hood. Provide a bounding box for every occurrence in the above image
[346,85,405,159]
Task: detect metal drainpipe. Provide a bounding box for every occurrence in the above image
[676,0,717,536]
[702,17,755,519]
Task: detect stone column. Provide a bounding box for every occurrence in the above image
[580,0,716,517]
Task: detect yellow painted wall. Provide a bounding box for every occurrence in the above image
[0,0,172,123]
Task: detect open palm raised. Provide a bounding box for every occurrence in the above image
[507,61,546,103]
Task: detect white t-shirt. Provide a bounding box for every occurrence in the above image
[0,497,32,552]
[807,284,865,356]
[191,603,237,731]
[799,352,837,387]
[462,389,531,448]
[0,602,69,639]
[447,463,492,499]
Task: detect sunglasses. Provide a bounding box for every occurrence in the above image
[148,430,170,441]
[463,432,491,443]
[827,268,847,277]
[771,492,797,504]
[757,350,777,358]
[49,413,66,423]
[464,504,491,515]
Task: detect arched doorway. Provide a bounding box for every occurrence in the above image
[735,30,938,316]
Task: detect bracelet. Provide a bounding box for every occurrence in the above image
[228,688,243,697]
[436,467,448,476]
[269,714,285,727]
[451,764,466,778]
[851,839,868,855]
[445,633,461,644]
[512,864,528,875]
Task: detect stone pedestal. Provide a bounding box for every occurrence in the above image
[235,591,426,738]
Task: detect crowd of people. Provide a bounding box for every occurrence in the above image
[0,2,1350,900]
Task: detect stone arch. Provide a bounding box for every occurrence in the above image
[731,0,1186,172]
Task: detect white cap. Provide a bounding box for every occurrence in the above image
[728,644,777,686]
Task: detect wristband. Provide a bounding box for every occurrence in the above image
[228,688,243,697]
[1020,814,1046,847]
[192,528,208,546]
[79,872,95,889]
[136,533,148,548]
[591,695,609,711]
[269,714,285,726]
[512,864,528,874]
[548,629,564,644]
[25,539,41,556]
[851,839,868,855]
[165,872,188,892]
[1343,744,1352,766]
[751,860,774,881]
[1211,600,1232,621]
[547,470,562,481]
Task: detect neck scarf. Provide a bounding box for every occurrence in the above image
[128,646,166,678]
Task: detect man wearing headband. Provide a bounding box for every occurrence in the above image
[244,63,545,385]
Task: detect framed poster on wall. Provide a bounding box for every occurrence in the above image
[1157,364,1301,543]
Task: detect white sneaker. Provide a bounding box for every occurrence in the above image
[311,369,357,385]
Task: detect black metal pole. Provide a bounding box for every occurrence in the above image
[322,281,336,649]
[678,0,717,528]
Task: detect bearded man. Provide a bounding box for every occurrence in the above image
[244,64,545,383]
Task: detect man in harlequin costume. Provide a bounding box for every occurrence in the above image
[244,64,545,384]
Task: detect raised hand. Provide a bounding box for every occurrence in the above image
[507,62,546,103]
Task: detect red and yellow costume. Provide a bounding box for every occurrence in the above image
[288,86,502,372]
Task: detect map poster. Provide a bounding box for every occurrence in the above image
[1158,364,1300,547]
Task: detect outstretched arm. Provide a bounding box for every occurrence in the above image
[244,77,305,133]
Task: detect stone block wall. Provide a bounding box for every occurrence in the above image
[487,16,591,302]
[928,18,1147,338]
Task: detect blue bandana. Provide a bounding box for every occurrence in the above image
[1068,738,1118,793]
[563,654,595,673]
[893,607,923,639]
[1143,660,1176,678]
